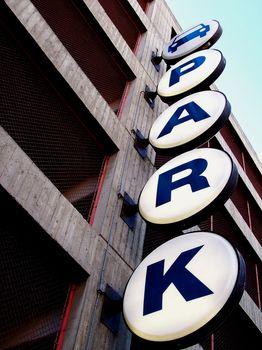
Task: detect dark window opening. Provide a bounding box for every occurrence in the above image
[230,178,250,224]
[0,186,87,350]
[137,0,152,12]
[142,224,183,259]
[154,154,174,169]
[199,208,262,308]
[220,122,262,198]
[220,123,245,167]
[30,0,135,114]
[0,9,117,221]
[231,177,262,261]
[97,0,146,51]
[200,306,262,350]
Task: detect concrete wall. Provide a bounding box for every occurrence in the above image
[1,0,180,348]
[1,0,261,349]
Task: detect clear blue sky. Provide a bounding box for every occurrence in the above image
[165,0,262,161]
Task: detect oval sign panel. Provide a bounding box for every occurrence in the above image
[162,19,222,64]
[123,232,245,345]
[138,148,238,227]
[149,90,231,155]
[157,49,225,104]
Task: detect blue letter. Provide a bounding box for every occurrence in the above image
[156,158,210,207]
[143,245,213,315]
[169,56,206,87]
[157,101,211,139]
[168,24,210,53]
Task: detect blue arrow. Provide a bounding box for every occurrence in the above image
[143,245,213,315]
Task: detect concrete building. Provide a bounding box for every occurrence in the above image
[0,1,261,349]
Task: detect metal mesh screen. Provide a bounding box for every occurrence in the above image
[0,186,87,350]
[200,306,262,349]
[154,154,174,169]
[199,208,261,308]
[142,224,183,258]
[213,306,261,349]
[220,123,262,200]
[97,0,146,51]
[220,123,244,167]
[0,18,107,221]
[199,336,212,350]
[31,0,133,114]
[230,178,250,224]
[230,174,262,245]
[244,152,262,197]
[221,122,262,197]
[136,0,150,11]
[250,197,262,242]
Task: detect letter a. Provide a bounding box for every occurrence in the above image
[157,101,211,139]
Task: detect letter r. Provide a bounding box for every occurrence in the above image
[156,158,210,207]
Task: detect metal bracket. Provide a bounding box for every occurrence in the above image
[100,285,122,334]
[119,192,138,230]
[133,129,149,159]
[151,49,162,71]
[144,84,157,109]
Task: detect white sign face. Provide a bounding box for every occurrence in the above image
[157,49,225,104]
[123,231,245,343]
[138,148,237,226]
[149,90,230,154]
[162,20,222,63]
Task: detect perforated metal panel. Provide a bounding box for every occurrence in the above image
[0,187,87,350]
[250,199,262,242]
[136,0,150,11]
[142,224,183,258]
[221,123,262,198]
[244,152,262,197]
[0,17,107,220]
[200,306,262,349]
[200,208,261,308]
[98,0,146,51]
[31,0,134,114]
[220,123,244,167]
[230,179,250,224]
[212,306,262,349]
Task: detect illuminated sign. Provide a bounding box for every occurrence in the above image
[123,231,245,345]
[149,90,231,155]
[124,17,245,346]
[162,20,222,64]
[138,148,238,227]
[157,49,225,104]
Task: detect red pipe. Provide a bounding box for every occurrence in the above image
[133,33,142,56]
[255,264,261,310]
[89,156,110,225]
[56,285,76,350]
[117,81,131,120]
[211,333,215,350]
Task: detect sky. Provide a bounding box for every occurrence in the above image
[165,0,262,161]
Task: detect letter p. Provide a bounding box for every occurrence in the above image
[169,56,206,86]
